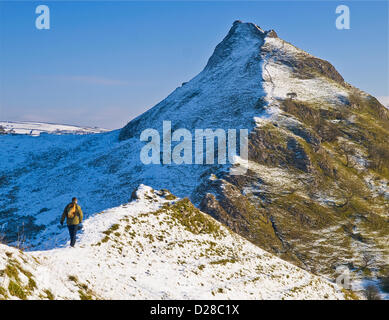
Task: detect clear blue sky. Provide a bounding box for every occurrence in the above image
[0,1,388,129]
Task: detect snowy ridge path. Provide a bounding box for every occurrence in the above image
[0,186,349,300]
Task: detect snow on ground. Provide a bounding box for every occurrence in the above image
[0,186,347,300]
[0,21,381,300]
[0,22,268,249]
[0,22,357,250]
[0,121,109,136]
[364,175,389,202]
[261,37,349,106]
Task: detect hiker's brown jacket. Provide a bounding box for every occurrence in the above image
[60,203,83,225]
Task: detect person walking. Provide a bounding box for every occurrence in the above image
[60,197,83,247]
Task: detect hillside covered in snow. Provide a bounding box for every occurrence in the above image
[0,121,108,136]
[0,186,350,300]
[0,21,388,299]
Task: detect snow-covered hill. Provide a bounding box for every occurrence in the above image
[0,21,387,299]
[0,121,109,136]
[0,185,349,300]
[0,21,354,247]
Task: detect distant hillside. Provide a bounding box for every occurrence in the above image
[0,121,109,136]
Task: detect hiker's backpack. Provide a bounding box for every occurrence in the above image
[67,203,77,219]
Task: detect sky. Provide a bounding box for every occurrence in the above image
[0,0,388,129]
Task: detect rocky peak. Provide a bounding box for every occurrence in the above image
[266,29,278,38]
[204,21,267,71]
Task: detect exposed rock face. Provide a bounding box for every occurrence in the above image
[248,126,312,172]
[287,55,345,84]
[204,21,266,71]
[199,179,284,255]
[266,30,278,38]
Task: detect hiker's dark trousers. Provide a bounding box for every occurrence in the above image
[67,225,78,247]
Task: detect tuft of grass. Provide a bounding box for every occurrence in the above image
[101,236,110,243]
[79,289,93,300]
[167,198,223,237]
[4,262,21,282]
[102,224,119,235]
[27,278,37,291]
[68,275,97,300]
[43,289,54,300]
[68,275,78,283]
[8,280,27,300]
[210,258,238,265]
[0,286,8,299]
[164,194,177,200]
[341,288,360,300]
[1,258,38,298]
